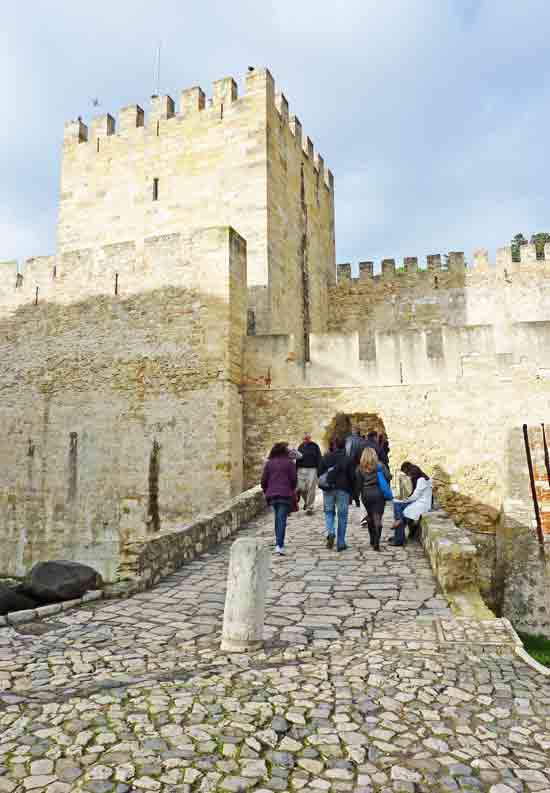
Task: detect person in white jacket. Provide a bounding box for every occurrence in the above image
[389,462,432,546]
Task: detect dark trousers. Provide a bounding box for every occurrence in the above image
[362,489,385,547]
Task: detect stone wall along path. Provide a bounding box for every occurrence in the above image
[0,500,549,793]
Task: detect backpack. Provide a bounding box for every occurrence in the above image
[318,465,336,491]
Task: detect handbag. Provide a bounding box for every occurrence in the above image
[377,465,394,501]
[290,490,299,512]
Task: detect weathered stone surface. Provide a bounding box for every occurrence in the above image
[221,538,270,652]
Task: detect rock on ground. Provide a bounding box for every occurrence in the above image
[24,560,102,603]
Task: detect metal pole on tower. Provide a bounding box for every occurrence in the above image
[155,40,162,96]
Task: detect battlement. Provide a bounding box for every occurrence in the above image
[336,242,550,283]
[63,67,333,191]
[1,228,247,316]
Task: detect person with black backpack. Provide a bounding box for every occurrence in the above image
[356,447,392,552]
[318,437,356,551]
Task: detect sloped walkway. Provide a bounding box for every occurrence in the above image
[0,502,549,793]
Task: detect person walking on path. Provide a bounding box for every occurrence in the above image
[377,432,390,467]
[345,426,367,507]
[261,442,297,555]
[390,462,432,546]
[356,448,392,552]
[319,437,356,551]
[297,433,321,515]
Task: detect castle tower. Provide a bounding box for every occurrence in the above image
[58,68,336,353]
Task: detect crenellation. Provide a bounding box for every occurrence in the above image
[0,261,19,297]
[245,65,275,101]
[359,261,374,280]
[275,92,289,123]
[427,254,442,271]
[57,68,332,192]
[180,86,206,115]
[314,152,324,181]
[448,251,465,272]
[119,104,144,134]
[303,135,314,160]
[150,94,175,123]
[289,114,302,142]
[496,245,514,271]
[64,118,87,144]
[91,113,115,139]
[473,248,489,270]
[520,242,537,264]
[329,243,550,292]
[337,263,351,282]
[212,76,238,106]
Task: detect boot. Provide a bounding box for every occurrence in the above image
[373,527,381,552]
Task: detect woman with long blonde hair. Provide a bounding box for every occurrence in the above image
[356,447,391,551]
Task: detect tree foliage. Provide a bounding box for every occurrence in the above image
[511,232,550,261]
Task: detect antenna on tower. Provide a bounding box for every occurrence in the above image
[152,40,162,97]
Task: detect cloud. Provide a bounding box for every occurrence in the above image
[2,0,550,268]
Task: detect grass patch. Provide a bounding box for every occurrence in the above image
[518,632,550,667]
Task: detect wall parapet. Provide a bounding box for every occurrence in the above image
[421,510,494,618]
[62,67,333,192]
[114,486,266,593]
[336,242,550,284]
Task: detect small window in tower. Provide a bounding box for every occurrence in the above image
[153,178,159,201]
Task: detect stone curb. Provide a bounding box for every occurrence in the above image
[0,589,104,627]
[514,645,550,677]
[499,617,550,678]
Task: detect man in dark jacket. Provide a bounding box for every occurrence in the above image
[319,437,356,551]
[297,433,321,515]
[345,426,367,507]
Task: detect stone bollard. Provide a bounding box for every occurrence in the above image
[221,538,270,652]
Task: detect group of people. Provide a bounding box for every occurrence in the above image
[260,427,432,555]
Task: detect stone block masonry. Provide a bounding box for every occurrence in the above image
[58,67,335,355]
[0,227,247,582]
[116,486,266,592]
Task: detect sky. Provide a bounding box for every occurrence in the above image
[2,0,550,271]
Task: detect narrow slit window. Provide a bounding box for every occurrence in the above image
[156,120,160,137]
[97,138,100,152]
[114,273,119,295]
[153,178,159,201]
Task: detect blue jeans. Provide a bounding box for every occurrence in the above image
[393,499,413,545]
[323,489,350,549]
[273,502,290,547]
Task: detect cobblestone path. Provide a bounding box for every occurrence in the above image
[1,502,549,793]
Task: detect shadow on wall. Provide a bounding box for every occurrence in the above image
[0,280,244,583]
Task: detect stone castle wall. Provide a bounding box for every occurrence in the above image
[0,227,247,582]
[242,249,550,529]
[58,67,335,351]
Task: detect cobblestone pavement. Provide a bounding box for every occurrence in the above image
[1,502,549,792]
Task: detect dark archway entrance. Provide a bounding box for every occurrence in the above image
[322,411,386,451]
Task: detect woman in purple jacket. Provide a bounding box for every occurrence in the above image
[261,442,297,555]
